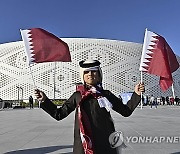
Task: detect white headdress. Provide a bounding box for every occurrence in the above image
[79,60,103,84]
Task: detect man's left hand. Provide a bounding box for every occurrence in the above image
[134,82,145,95]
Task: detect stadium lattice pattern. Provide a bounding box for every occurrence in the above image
[0,38,180,100]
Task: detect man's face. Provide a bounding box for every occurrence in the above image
[83,70,100,86]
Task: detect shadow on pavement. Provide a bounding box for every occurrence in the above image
[5,145,73,154]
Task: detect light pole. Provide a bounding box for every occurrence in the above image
[16,86,23,107]
[19,87,23,107]
[19,87,23,103]
[16,86,20,104]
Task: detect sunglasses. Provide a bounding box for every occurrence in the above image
[84,70,98,74]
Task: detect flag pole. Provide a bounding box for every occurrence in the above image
[28,64,41,108]
[53,62,56,100]
[28,65,37,88]
[28,64,42,108]
[140,71,143,109]
[171,83,175,99]
[139,28,148,109]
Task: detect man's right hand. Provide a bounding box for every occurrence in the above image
[34,89,47,102]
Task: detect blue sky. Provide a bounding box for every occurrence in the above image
[1,0,180,56]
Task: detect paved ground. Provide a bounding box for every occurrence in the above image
[0,105,180,154]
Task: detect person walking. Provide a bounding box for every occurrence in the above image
[170,96,175,106]
[166,96,170,105]
[175,96,179,106]
[0,98,4,110]
[29,95,33,109]
[34,60,145,154]
[161,96,165,105]
[150,95,157,108]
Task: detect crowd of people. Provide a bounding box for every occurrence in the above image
[143,95,180,108]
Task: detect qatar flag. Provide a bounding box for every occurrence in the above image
[20,28,71,64]
[139,29,179,91]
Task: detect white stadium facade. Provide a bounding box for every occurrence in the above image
[0,38,180,101]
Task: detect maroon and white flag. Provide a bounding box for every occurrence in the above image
[20,28,71,64]
[139,29,179,91]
